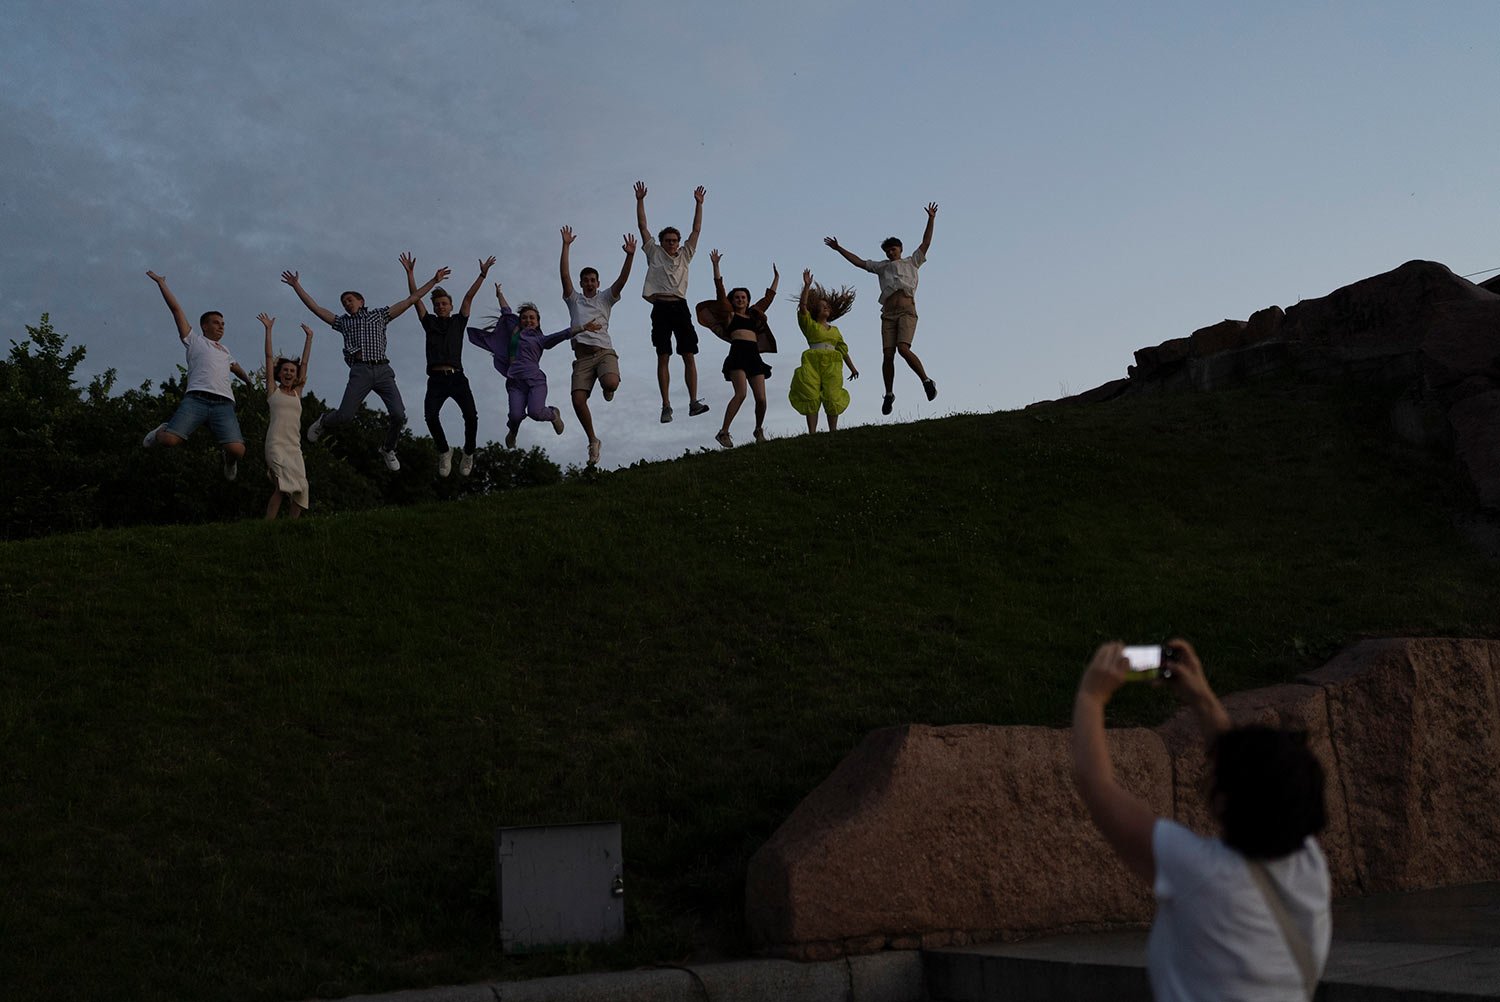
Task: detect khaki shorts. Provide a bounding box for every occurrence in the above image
[880,293,918,349]
[571,346,620,394]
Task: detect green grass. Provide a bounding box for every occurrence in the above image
[2,382,1497,1001]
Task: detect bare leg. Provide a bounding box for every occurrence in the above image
[265,480,283,520]
[224,442,246,461]
[897,342,930,382]
[751,375,767,435]
[806,412,818,433]
[684,354,699,403]
[155,429,185,447]
[828,409,839,431]
[572,388,596,444]
[882,347,897,395]
[657,354,671,406]
[721,370,748,433]
[288,498,305,520]
[600,372,620,402]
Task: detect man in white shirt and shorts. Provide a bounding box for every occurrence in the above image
[560,226,635,466]
[635,181,710,424]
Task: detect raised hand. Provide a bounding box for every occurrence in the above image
[560,226,576,246]
[280,270,300,287]
[494,282,503,300]
[803,268,814,287]
[622,234,637,254]
[399,251,416,273]
[693,185,706,204]
[634,181,647,201]
[147,270,166,284]
[824,237,840,250]
[478,255,496,274]
[710,248,723,268]
[300,323,315,337]
[257,313,275,331]
[431,267,451,284]
[925,202,939,219]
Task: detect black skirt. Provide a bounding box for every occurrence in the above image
[722,339,772,381]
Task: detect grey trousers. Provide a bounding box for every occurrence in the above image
[324,361,406,450]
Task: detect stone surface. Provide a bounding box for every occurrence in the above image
[1303,639,1500,893]
[745,724,1169,955]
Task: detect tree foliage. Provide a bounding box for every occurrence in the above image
[0,316,562,539]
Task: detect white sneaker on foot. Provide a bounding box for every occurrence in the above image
[306,414,325,443]
[223,455,238,481]
[437,448,454,477]
[459,451,474,476]
[379,447,401,472]
[142,423,165,447]
[689,399,710,416]
[660,405,673,424]
[587,438,601,465]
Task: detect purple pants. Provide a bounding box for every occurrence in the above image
[506,378,552,430]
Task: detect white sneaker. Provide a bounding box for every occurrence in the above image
[689,399,710,417]
[437,448,454,477]
[550,407,566,435]
[223,456,238,481]
[142,423,165,447]
[459,451,474,476]
[306,414,325,443]
[587,438,602,465]
[660,405,673,424]
[505,428,518,449]
[379,447,401,472]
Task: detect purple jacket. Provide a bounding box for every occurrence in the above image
[467,309,573,383]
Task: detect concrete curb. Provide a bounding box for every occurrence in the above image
[318,950,926,1002]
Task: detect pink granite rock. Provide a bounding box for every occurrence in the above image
[745,724,1168,956]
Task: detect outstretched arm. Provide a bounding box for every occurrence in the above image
[752,263,779,313]
[147,271,192,339]
[917,202,938,257]
[823,237,868,271]
[1161,639,1231,745]
[281,271,339,325]
[461,257,494,316]
[634,181,651,243]
[798,268,813,315]
[493,282,511,313]
[559,227,576,299]
[399,252,427,319]
[388,267,451,320]
[686,185,705,252]
[297,324,314,387]
[229,361,254,387]
[710,249,729,309]
[260,312,276,389]
[1071,642,1161,885]
[609,234,637,299]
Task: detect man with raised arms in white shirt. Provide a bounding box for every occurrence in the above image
[635,181,709,424]
[560,226,635,466]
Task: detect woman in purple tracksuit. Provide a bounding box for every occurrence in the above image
[469,283,600,448]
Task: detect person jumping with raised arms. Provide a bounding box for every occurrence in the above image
[635,181,708,424]
[789,270,860,433]
[280,263,449,472]
[141,271,255,480]
[560,226,635,466]
[399,252,494,478]
[825,202,938,416]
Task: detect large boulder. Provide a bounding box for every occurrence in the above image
[746,639,1500,958]
[745,724,1168,959]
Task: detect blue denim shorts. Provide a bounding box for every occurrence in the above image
[165,390,244,445]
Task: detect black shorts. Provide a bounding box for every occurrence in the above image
[650,299,699,357]
[722,339,771,381]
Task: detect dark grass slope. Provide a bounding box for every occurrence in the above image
[2,382,1497,1002]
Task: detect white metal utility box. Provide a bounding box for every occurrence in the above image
[494,821,625,953]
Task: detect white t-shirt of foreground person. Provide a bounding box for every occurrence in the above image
[1071,639,1331,1002]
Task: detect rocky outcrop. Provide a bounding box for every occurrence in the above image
[745,638,1500,960]
[1059,261,1500,508]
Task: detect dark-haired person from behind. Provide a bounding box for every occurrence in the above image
[1071,639,1331,1001]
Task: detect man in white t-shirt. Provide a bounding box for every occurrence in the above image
[560,226,635,466]
[635,181,709,424]
[825,203,939,416]
[141,271,255,480]
[1071,640,1331,1001]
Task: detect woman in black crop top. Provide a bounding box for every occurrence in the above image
[702,249,777,448]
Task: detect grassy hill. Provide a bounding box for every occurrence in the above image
[3,381,1497,1002]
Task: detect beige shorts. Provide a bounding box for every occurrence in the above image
[571,346,620,394]
[880,293,918,349]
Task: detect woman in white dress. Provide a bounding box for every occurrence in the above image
[259,313,313,520]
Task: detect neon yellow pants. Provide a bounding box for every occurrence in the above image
[788,349,849,416]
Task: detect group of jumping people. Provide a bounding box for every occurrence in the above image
[140,184,941,519]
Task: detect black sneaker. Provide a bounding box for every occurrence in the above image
[881,394,894,416]
[923,379,937,401]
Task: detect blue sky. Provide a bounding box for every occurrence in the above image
[4,1,1496,468]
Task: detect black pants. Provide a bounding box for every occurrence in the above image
[424,371,478,453]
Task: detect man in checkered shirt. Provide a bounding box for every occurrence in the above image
[281,265,449,471]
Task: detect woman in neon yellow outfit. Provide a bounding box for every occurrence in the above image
[789,269,860,432]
